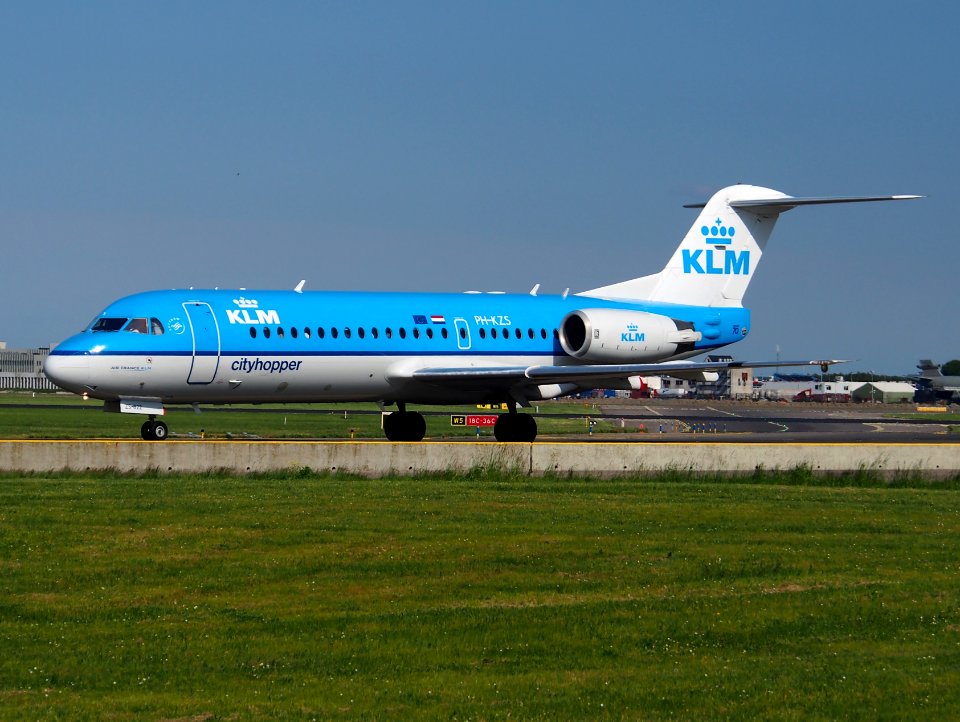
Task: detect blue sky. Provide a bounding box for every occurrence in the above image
[1,1,956,374]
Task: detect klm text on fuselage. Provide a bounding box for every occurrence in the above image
[226,309,281,325]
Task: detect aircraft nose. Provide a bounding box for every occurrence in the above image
[44,353,90,393]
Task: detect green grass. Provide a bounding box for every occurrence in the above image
[0,393,619,440]
[1,472,959,720]
[890,410,960,422]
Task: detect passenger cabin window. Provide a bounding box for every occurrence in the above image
[264,327,271,339]
[317,327,325,339]
[277,327,285,338]
[303,327,311,339]
[124,318,149,334]
[91,318,128,332]
[385,327,393,339]
[290,327,298,339]
[441,328,448,339]
[344,327,352,339]
[249,327,257,339]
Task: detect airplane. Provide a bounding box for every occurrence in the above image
[914,360,960,403]
[43,184,920,442]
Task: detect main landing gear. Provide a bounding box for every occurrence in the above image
[140,416,168,441]
[493,403,538,442]
[382,402,538,443]
[382,404,427,442]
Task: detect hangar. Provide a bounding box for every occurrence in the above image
[852,382,916,404]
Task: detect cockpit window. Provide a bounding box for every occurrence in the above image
[90,317,128,332]
[150,318,164,335]
[124,318,149,334]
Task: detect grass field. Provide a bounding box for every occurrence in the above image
[0,393,618,440]
[2,471,959,720]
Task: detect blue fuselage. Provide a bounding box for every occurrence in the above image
[46,289,750,405]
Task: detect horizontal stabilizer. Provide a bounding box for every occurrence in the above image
[684,194,922,212]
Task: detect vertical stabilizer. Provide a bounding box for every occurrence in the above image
[582,185,788,307]
[918,360,942,378]
[581,185,919,307]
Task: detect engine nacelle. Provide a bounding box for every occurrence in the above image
[558,308,702,363]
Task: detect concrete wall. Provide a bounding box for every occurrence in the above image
[1,440,958,478]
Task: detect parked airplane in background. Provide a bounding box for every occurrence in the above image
[914,360,960,403]
[44,184,919,441]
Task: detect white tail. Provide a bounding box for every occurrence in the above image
[581,184,920,307]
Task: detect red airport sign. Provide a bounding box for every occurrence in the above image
[451,414,499,427]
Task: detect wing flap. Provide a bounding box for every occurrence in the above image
[408,359,845,387]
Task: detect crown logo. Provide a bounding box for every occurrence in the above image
[232,297,259,308]
[700,218,736,246]
[626,323,639,332]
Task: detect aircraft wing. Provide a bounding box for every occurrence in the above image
[408,358,844,387]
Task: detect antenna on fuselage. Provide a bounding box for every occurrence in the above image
[294,280,306,293]
[530,283,540,296]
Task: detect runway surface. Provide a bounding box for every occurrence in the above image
[1,398,956,444]
[587,402,956,443]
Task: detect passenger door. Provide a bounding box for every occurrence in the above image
[183,301,221,384]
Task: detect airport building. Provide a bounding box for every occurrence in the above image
[851,382,916,404]
[697,355,755,399]
[0,343,58,391]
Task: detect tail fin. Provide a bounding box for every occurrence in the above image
[918,359,942,377]
[581,185,921,307]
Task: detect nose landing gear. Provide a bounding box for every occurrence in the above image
[140,417,168,441]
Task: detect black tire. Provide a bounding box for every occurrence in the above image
[383,411,402,441]
[152,420,168,440]
[494,414,515,442]
[494,414,537,442]
[384,411,426,442]
[407,412,426,441]
[140,421,154,440]
[517,413,538,442]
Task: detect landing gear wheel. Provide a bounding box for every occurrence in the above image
[406,412,426,441]
[383,411,426,442]
[517,413,537,442]
[140,419,169,441]
[152,420,168,440]
[494,413,537,442]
